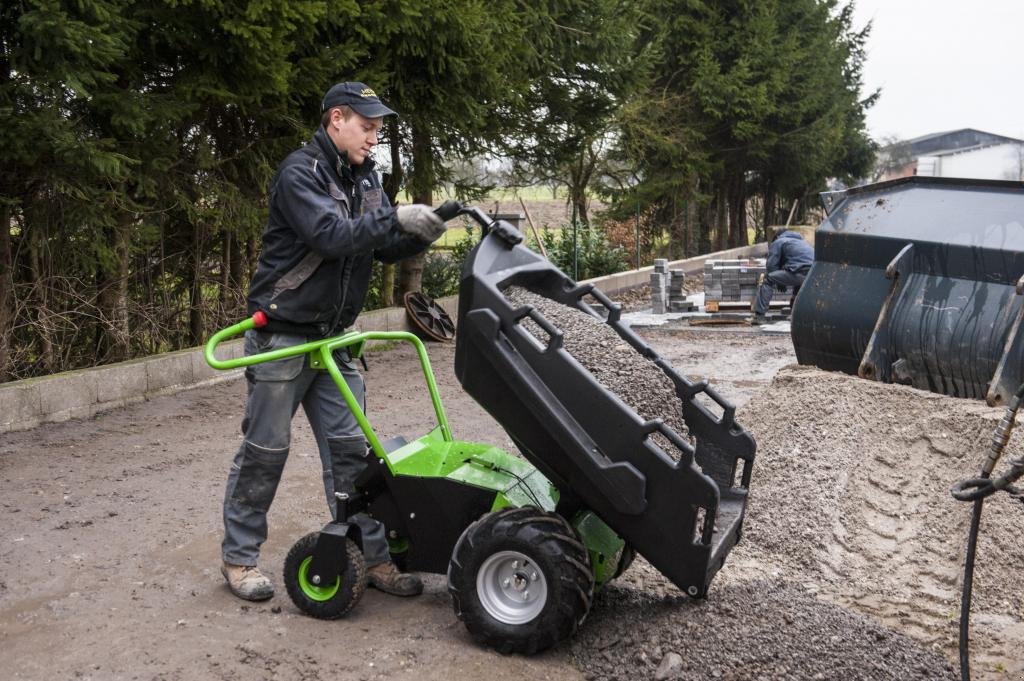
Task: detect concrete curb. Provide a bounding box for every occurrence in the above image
[582,243,767,295]
[0,243,767,434]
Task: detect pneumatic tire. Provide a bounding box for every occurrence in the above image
[447,507,594,654]
[283,532,366,619]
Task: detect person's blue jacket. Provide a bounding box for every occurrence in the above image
[765,230,814,274]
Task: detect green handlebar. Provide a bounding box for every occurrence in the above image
[203,315,364,371]
[203,314,453,460]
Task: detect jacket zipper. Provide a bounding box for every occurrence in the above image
[328,182,359,334]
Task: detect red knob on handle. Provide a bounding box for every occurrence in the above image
[252,310,268,328]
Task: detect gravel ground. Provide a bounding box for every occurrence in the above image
[2,292,1020,679]
[574,576,956,681]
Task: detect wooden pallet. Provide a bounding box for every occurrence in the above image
[704,299,788,313]
[689,315,750,326]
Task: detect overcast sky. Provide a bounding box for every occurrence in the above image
[850,0,1023,143]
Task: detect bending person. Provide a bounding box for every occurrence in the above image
[750,226,813,325]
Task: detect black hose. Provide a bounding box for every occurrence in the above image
[958,497,984,680]
[952,381,1024,681]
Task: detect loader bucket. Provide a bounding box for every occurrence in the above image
[791,176,1024,405]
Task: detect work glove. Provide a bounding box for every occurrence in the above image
[396,204,446,243]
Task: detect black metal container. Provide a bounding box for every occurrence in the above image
[454,213,755,597]
[792,176,1024,404]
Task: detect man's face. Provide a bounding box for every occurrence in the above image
[327,108,383,165]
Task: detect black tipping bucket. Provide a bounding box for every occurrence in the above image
[453,213,756,597]
[791,176,1024,405]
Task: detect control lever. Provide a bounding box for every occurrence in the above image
[434,200,464,222]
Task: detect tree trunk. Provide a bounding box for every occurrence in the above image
[229,232,246,311]
[399,120,434,296]
[762,188,777,240]
[0,203,13,381]
[382,264,395,307]
[95,214,132,363]
[568,149,593,226]
[27,227,56,373]
[399,253,425,297]
[219,231,231,315]
[716,188,728,251]
[727,173,748,248]
[685,197,699,258]
[382,116,404,205]
[698,191,715,255]
[189,223,205,345]
[382,115,401,307]
[247,237,258,285]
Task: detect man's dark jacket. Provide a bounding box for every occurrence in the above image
[765,230,814,274]
[247,127,427,335]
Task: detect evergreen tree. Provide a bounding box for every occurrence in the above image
[610,0,874,253]
[506,0,650,226]
[0,0,133,375]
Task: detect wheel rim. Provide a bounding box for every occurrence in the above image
[298,556,341,601]
[476,550,548,625]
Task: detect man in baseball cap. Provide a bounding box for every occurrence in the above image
[218,81,443,603]
[321,81,397,119]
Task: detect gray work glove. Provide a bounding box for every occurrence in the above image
[395,204,446,242]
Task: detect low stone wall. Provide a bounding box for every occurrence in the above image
[582,242,766,295]
[0,243,766,434]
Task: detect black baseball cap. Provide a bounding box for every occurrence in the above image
[321,82,396,118]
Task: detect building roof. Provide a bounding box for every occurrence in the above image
[890,129,1024,157]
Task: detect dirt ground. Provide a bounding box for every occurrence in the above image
[490,198,581,229]
[445,198,592,233]
[1,320,1020,679]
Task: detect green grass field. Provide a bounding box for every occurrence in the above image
[434,225,471,249]
[395,186,566,205]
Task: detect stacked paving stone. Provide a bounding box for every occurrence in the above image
[650,261,698,314]
[668,270,696,312]
[650,259,668,314]
[703,258,766,303]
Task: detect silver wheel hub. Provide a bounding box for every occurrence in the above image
[476,550,548,625]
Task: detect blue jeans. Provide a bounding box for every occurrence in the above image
[221,329,388,567]
[753,269,807,315]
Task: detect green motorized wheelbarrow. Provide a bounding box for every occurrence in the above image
[205,202,756,654]
[205,314,618,653]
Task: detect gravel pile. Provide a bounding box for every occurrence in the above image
[497,289,1021,677]
[572,570,956,681]
[504,286,691,446]
[738,365,1024,651]
[567,362,1021,680]
[608,285,654,312]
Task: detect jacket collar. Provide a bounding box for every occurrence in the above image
[313,126,374,183]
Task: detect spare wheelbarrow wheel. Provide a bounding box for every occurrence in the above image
[447,506,594,654]
[283,532,366,620]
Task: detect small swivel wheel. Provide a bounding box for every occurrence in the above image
[283,532,366,619]
[447,507,594,654]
